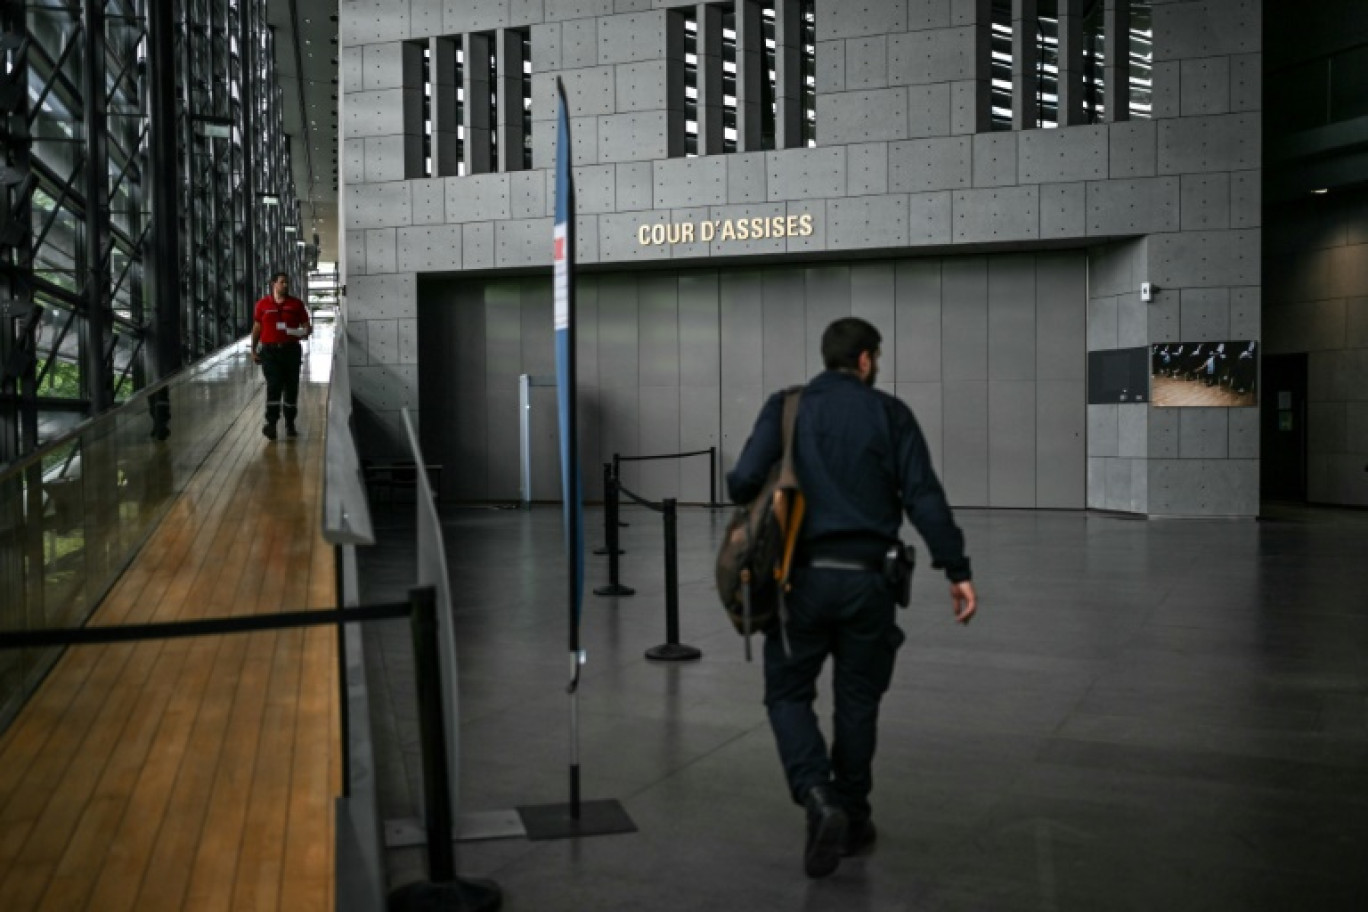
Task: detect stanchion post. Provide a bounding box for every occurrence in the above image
[612,454,628,527]
[646,498,701,662]
[410,585,455,883]
[709,445,717,505]
[593,470,634,597]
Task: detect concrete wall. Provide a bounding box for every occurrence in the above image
[1265,188,1368,506]
[341,0,1263,516]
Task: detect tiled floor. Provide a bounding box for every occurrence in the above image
[360,502,1368,911]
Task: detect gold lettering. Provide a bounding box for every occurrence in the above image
[721,219,737,241]
[666,223,683,245]
[799,213,814,237]
[750,217,764,238]
[682,222,695,243]
[702,220,716,242]
[650,224,666,245]
[638,225,651,246]
[772,216,786,237]
[786,214,799,236]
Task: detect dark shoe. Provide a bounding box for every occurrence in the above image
[842,817,877,856]
[285,421,298,438]
[803,785,848,878]
[262,422,277,440]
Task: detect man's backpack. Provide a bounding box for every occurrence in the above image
[715,388,805,659]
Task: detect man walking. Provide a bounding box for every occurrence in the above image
[250,271,311,440]
[727,317,977,878]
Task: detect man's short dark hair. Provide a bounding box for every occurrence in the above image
[821,317,882,371]
[270,271,289,284]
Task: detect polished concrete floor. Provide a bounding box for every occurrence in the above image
[359,501,1368,911]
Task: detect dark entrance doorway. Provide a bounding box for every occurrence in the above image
[1261,353,1308,502]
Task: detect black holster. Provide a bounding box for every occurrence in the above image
[883,541,915,607]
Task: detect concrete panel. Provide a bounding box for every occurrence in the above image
[816,39,845,93]
[362,42,407,91]
[1229,286,1260,341]
[345,137,366,184]
[1348,297,1368,349]
[1087,178,1181,236]
[679,384,720,502]
[1153,0,1259,61]
[462,221,495,269]
[786,201,829,255]
[701,204,787,256]
[533,22,562,71]
[560,165,613,215]
[561,16,599,69]
[362,135,408,183]
[1019,125,1108,184]
[852,263,898,385]
[558,66,617,117]
[1109,121,1157,179]
[941,257,987,381]
[352,365,420,412]
[365,228,398,274]
[342,1,411,45]
[972,133,1016,188]
[1087,295,1119,351]
[907,0,951,30]
[615,60,670,112]
[1117,292,1148,350]
[1179,57,1230,117]
[726,153,767,204]
[1037,252,1086,381]
[826,195,909,250]
[532,110,599,168]
[895,258,942,383]
[1148,404,1178,459]
[1180,174,1230,232]
[888,27,975,84]
[599,11,666,64]
[598,112,669,163]
[1150,229,1260,288]
[1088,404,1119,457]
[345,89,411,138]
[1346,402,1368,455]
[895,382,943,475]
[678,272,720,388]
[1037,380,1085,508]
[846,35,888,90]
[1151,60,1180,119]
[545,0,612,22]
[769,147,847,201]
[446,174,511,223]
[819,89,910,143]
[989,381,1036,507]
[638,274,679,388]
[367,318,400,364]
[496,218,554,267]
[443,0,509,33]
[953,187,1040,244]
[823,1,907,39]
[349,182,413,230]
[410,178,446,225]
[398,225,463,274]
[1229,406,1259,459]
[599,211,671,261]
[1148,294,1180,347]
[762,269,808,392]
[889,137,971,193]
[907,83,952,138]
[1179,288,1231,341]
[1178,408,1229,459]
[341,46,364,91]
[653,156,727,209]
[512,0,544,24]
[1089,239,1143,300]
[942,381,989,506]
[1117,403,1148,458]
[949,80,979,136]
[1041,183,1086,240]
[1230,171,1260,229]
[804,266,853,379]
[1231,53,1260,113]
[576,215,601,262]
[1087,456,1107,509]
[666,206,712,260]
[906,191,951,244]
[848,143,890,195]
[988,256,1035,381]
[616,162,653,210]
[510,171,547,219]
[1158,114,1260,175]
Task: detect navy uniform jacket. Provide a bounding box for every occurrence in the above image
[726,369,971,582]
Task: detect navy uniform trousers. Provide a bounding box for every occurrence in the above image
[259,343,303,426]
[764,565,906,822]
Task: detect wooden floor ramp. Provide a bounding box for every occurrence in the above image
[0,373,339,911]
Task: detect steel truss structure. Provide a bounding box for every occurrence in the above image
[0,0,304,464]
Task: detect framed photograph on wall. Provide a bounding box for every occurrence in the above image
[1150,341,1258,407]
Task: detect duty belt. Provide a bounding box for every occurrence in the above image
[801,556,882,573]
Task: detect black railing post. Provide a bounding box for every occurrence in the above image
[709,445,717,505]
[410,585,455,883]
[646,498,701,662]
[612,454,628,527]
[593,469,634,597]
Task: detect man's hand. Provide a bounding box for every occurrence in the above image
[950,581,977,625]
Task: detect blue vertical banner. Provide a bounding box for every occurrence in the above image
[553,80,584,674]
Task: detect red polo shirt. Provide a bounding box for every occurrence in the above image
[254,294,310,344]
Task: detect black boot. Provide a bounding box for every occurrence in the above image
[842,816,877,856]
[802,785,848,878]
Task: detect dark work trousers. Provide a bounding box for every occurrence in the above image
[259,343,303,426]
[764,567,905,822]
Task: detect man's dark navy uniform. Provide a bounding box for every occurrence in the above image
[727,317,977,879]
